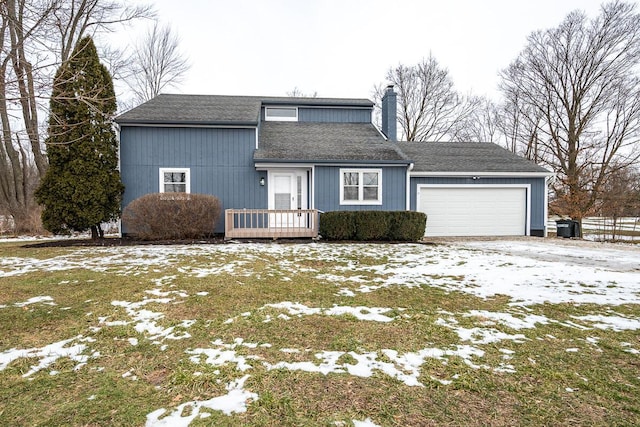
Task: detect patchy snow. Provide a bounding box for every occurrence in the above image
[145,375,257,426]
[436,316,527,345]
[264,302,398,322]
[353,418,381,427]
[224,302,400,324]
[104,298,194,343]
[571,314,640,331]
[187,337,486,388]
[0,336,98,377]
[2,240,638,307]
[2,239,640,424]
[464,310,550,330]
[1,295,57,308]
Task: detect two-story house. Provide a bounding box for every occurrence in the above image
[116,87,551,238]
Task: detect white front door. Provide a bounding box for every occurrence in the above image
[268,170,308,227]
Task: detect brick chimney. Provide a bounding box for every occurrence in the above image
[381,85,397,141]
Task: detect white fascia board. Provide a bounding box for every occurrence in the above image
[264,104,372,110]
[373,124,389,140]
[255,162,407,169]
[119,123,257,129]
[255,163,314,170]
[409,171,553,178]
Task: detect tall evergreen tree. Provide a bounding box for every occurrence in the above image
[36,36,124,239]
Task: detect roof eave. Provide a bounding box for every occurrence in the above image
[116,119,258,127]
[254,158,410,165]
[262,100,374,108]
[409,170,554,178]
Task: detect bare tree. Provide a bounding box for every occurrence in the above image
[375,55,479,141]
[0,0,153,231]
[493,91,547,163]
[286,87,317,98]
[500,1,640,222]
[452,96,500,143]
[125,22,190,105]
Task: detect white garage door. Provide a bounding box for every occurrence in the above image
[418,186,528,237]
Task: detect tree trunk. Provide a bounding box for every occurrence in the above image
[90,224,101,240]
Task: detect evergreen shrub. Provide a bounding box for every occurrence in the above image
[388,211,427,241]
[319,210,426,241]
[318,211,356,240]
[122,193,221,240]
[354,211,390,240]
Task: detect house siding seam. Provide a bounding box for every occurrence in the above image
[409,176,547,234]
[119,126,266,233]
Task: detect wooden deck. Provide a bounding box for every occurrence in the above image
[224,209,319,239]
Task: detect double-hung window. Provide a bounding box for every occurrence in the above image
[159,168,190,193]
[340,169,382,205]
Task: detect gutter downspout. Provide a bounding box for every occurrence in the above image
[406,163,414,211]
[115,122,122,238]
[544,175,550,237]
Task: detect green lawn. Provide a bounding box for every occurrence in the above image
[0,240,638,426]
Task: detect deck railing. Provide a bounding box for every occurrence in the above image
[224,209,320,239]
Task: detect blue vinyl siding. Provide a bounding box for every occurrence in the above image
[260,107,371,123]
[314,166,406,212]
[119,126,266,233]
[409,176,547,234]
[298,108,371,123]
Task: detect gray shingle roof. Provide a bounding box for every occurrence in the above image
[116,94,262,125]
[116,94,373,125]
[396,141,551,174]
[255,122,408,163]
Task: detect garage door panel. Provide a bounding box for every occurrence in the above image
[418,187,527,237]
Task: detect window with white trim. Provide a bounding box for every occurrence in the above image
[159,168,190,193]
[340,169,382,205]
[265,107,298,121]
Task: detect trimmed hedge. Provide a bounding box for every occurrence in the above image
[122,193,222,240]
[319,210,426,241]
[318,211,356,240]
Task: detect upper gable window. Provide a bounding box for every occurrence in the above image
[265,107,298,122]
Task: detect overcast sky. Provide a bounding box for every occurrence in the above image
[113,0,610,101]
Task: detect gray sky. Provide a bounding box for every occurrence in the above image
[114,0,610,101]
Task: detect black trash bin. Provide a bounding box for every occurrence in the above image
[556,219,579,238]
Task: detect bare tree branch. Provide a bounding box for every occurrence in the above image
[499,0,640,220]
[124,21,190,106]
[376,54,479,142]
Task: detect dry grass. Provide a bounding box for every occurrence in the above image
[0,241,638,426]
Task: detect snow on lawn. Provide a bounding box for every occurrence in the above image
[2,239,640,424]
[0,335,99,377]
[223,301,401,324]
[145,375,257,427]
[0,295,56,309]
[187,337,485,388]
[571,314,640,331]
[3,241,639,307]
